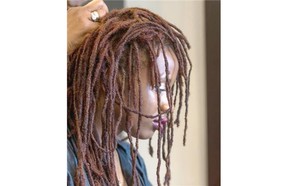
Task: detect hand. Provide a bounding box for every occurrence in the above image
[67,0,108,55]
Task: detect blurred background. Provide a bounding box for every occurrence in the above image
[106,1,220,185]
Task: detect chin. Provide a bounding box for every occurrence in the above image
[131,129,155,140]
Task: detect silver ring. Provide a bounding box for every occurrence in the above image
[91,11,100,22]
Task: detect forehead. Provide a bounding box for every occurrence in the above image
[140,47,178,82]
[156,48,178,77]
[139,46,178,68]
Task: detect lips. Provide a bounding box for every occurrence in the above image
[152,118,168,132]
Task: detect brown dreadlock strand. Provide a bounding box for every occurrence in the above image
[68,7,192,186]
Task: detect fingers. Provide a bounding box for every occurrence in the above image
[94,7,108,19]
[67,0,109,54]
[81,0,108,24]
[85,0,109,16]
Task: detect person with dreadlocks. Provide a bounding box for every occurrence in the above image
[67,7,192,186]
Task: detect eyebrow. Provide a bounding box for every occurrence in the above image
[160,70,171,78]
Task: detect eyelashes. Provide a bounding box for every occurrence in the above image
[153,84,166,94]
[152,78,173,94]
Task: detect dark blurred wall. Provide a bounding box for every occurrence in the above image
[205,0,220,186]
[105,0,124,10]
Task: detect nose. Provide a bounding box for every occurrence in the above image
[160,103,169,112]
[160,93,170,112]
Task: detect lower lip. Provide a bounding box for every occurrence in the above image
[152,119,167,132]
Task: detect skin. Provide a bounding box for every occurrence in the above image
[67,0,109,54]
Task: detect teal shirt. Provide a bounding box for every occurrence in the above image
[67,137,152,186]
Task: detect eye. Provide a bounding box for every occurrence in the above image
[154,84,166,94]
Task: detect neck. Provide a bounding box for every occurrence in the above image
[114,150,127,186]
[94,115,127,185]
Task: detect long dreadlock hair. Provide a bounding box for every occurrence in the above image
[68,7,192,186]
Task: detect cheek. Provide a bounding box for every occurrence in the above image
[141,87,158,113]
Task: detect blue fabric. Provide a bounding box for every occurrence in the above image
[67,136,90,186]
[67,137,152,186]
[116,141,152,186]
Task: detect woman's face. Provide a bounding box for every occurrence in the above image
[120,47,179,139]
